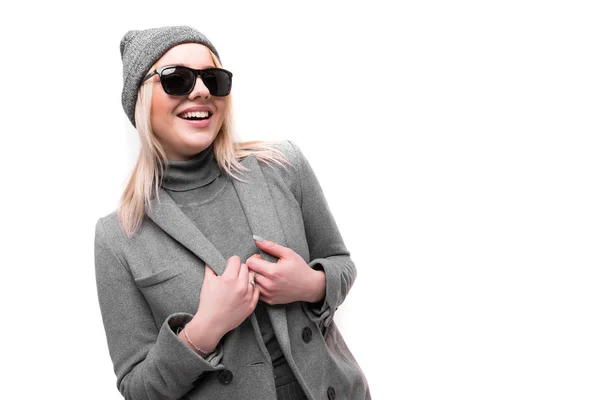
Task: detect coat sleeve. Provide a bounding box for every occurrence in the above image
[285,140,358,329]
[94,218,224,400]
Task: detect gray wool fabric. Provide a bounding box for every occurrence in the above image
[94,140,371,399]
[161,145,302,396]
[120,25,221,127]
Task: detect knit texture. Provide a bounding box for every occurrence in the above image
[120,25,221,127]
[161,143,220,191]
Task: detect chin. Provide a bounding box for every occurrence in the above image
[183,134,217,151]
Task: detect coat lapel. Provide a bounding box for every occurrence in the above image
[230,155,292,355]
[230,155,289,264]
[146,154,292,354]
[146,187,228,276]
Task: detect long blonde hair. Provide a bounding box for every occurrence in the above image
[117,50,291,238]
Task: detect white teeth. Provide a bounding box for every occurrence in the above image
[181,111,210,119]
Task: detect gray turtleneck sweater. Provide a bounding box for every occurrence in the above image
[160,143,296,389]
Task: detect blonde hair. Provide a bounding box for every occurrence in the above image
[117,49,291,238]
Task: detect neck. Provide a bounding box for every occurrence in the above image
[161,143,221,191]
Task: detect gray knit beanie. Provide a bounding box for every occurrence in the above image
[120,25,221,127]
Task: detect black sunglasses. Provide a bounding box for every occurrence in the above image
[143,65,233,96]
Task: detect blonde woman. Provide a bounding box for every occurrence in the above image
[95,25,370,400]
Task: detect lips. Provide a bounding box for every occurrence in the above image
[176,105,216,128]
[177,105,215,118]
[179,113,212,128]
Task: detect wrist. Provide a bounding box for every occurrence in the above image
[181,325,215,356]
[307,269,326,303]
[184,315,223,351]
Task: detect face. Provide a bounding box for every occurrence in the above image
[149,43,227,161]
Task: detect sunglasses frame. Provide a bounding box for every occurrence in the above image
[142,65,233,96]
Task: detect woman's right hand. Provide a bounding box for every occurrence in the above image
[184,256,260,351]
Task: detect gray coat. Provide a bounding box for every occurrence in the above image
[95,140,371,400]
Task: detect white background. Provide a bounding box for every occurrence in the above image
[1,1,599,399]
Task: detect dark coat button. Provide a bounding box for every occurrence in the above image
[218,369,233,385]
[327,386,336,400]
[302,327,313,343]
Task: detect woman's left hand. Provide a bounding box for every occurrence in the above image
[246,238,326,305]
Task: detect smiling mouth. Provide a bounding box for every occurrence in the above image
[178,110,213,121]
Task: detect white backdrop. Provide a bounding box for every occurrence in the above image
[1,1,599,399]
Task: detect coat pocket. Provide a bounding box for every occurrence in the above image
[134,268,184,288]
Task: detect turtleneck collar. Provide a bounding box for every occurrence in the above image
[161,143,221,192]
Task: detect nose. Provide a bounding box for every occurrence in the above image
[188,75,210,100]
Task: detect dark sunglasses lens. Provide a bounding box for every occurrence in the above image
[202,69,232,96]
[161,67,195,95]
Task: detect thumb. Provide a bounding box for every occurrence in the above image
[247,253,263,261]
[204,264,216,279]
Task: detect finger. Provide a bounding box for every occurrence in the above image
[247,253,263,260]
[222,255,242,279]
[257,282,270,298]
[239,262,250,290]
[259,293,272,305]
[246,257,274,276]
[251,284,260,307]
[245,254,263,265]
[254,237,293,259]
[204,265,216,278]
[253,273,268,289]
[247,271,257,295]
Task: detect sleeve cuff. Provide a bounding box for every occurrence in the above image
[145,312,224,377]
[301,259,340,328]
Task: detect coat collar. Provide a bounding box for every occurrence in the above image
[145,153,292,350]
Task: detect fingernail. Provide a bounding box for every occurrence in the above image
[253,235,264,242]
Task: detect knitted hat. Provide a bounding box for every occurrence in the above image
[120,25,221,127]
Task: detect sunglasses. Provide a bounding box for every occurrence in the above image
[143,65,233,96]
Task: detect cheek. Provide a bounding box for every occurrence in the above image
[215,100,227,121]
[151,92,177,130]
[151,90,173,117]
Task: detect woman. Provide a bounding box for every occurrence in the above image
[95,25,370,400]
